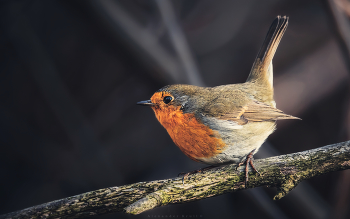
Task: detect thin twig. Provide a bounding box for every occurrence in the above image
[93,0,186,84]
[155,0,205,86]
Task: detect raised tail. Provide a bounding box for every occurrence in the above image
[246,16,288,87]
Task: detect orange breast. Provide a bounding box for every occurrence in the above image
[152,106,226,161]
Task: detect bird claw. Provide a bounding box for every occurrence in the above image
[178,166,216,185]
[178,172,186,177]
[181,172,191,185]
[237,149,260,187]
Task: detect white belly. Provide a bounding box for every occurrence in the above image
[197,121,276,165]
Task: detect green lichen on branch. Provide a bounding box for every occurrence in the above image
[2,141,350,218]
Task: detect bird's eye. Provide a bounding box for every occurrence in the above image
[163,96,173,104]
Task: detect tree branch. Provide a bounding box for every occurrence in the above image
[2,141,350,218]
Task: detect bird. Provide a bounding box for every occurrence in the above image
[137,16,299,185]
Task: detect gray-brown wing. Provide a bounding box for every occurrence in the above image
[201,99,299,125]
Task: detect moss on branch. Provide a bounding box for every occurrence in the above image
[1,141,350,218]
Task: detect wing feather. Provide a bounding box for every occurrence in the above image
[202,100,299,125]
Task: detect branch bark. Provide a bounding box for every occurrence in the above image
[2,141,350,218]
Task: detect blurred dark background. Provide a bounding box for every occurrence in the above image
[1,0,350,218]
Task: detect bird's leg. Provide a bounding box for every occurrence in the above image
[237,149,260,187]
[178,166,218,185]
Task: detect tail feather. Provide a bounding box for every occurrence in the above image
[246,16,289,86]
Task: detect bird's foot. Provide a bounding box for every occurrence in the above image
[178,166,217,185]
[237,149,260,187]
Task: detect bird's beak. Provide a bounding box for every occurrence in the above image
[137,100,155,106]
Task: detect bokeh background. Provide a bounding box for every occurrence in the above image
[1,0,350,218]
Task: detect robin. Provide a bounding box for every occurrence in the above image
[137,16,299,185]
